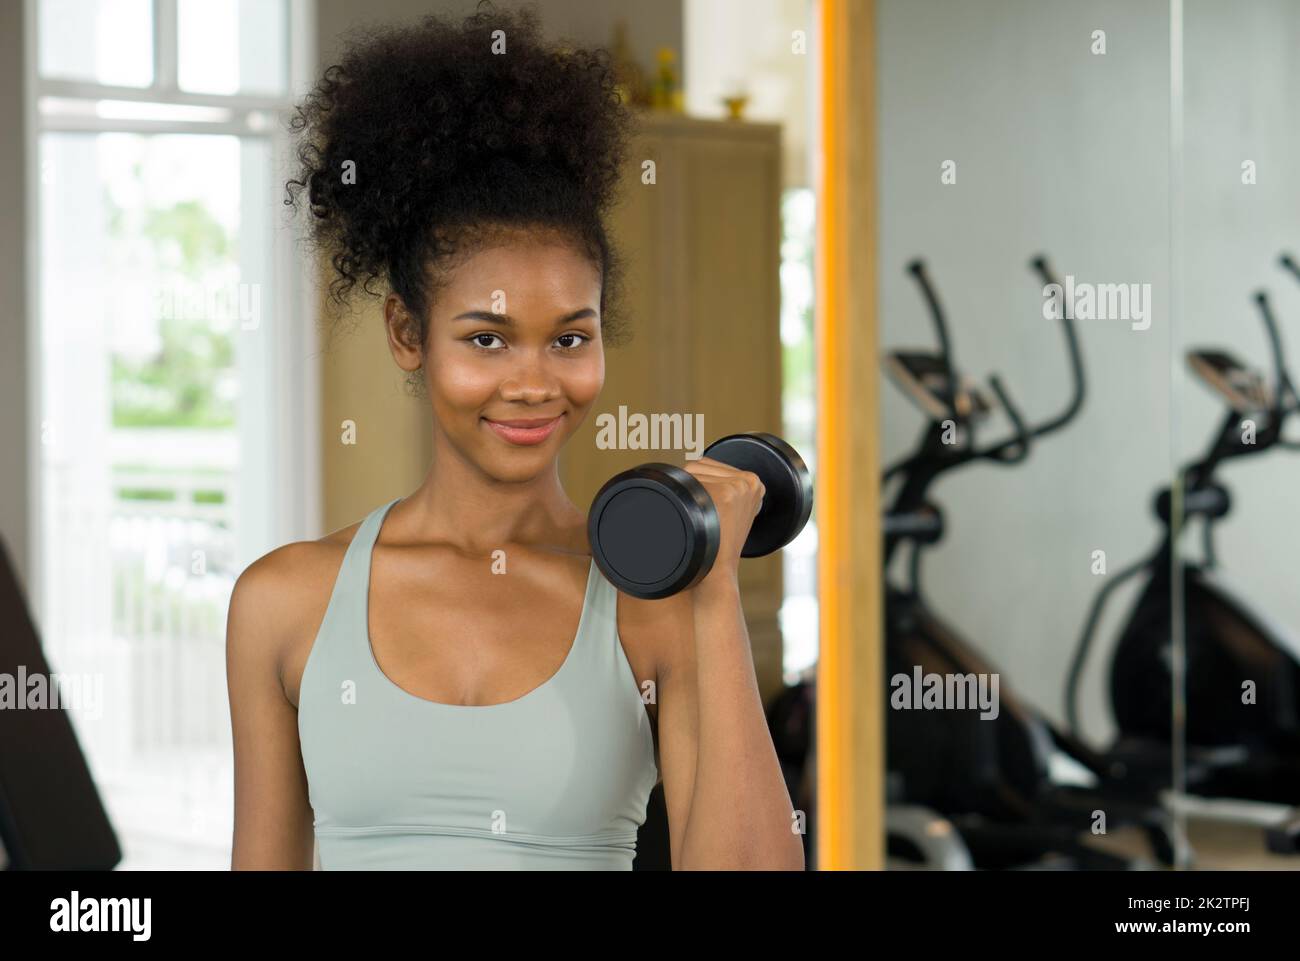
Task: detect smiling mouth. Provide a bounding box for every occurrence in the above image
[482,415,563,446]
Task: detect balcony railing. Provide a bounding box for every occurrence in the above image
[42,429,239,860]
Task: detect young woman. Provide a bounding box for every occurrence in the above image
[226,4,802,871]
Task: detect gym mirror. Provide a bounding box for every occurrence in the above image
[1164,0,1300,866]
[876,0,1181,870]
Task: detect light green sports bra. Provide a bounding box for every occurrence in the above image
[297,497,660,870]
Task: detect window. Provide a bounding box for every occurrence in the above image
[779,188,817,681]
[29,0,316,869]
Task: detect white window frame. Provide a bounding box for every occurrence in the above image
[23,0,321,617]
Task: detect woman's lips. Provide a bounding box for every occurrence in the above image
[483,415,563,446]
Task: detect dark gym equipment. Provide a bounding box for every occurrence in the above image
[0,536,121,870]
[633,782,672,870]
[588,431,813,599]
[1067,253,1300,824]
[879,255,1175,870]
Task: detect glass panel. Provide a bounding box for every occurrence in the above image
[780,187,818,681]
[877,0,1176,870]
[177,0,289,96]
[38,130,273,868]
[1177,0,1300,867]
[38,0,154,88]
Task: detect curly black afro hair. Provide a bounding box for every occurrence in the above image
[285,1,634,365]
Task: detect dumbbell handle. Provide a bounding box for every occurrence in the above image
[703,433,814,558]
[588,432,812,599]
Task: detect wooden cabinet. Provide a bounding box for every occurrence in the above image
[560,112,787,701]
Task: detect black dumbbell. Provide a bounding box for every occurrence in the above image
[588,432,814,599]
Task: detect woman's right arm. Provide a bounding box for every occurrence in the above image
[226,546,316,870]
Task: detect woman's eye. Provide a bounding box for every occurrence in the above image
[468,332,588,351]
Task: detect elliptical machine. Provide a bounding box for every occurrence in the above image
[881,256,1175,869]
[1067,254,1300,822]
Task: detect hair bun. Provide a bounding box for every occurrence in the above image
[286,2,632,345]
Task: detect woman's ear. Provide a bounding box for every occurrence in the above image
[383,294,424,372]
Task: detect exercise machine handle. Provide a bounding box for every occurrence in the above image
[1280,252,1300,285]
[968,254,1086,464]
[1274,255,1300,447]
[985,373,1031,464]
[1254,291,1294,435]
[1027,254,1087,440]
[906,259,959,420]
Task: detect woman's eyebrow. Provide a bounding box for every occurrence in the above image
[451,308,598,326]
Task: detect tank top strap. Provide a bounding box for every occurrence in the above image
[342,496,401,587]
[356,497,402,555]
[314,497,401,653]
[578,560,623,667]
[572,562,652,734]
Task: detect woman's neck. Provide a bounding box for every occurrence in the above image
[397,443,586,556]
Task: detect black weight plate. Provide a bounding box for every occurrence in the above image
[588,464,720,599]
[702,432,814,557]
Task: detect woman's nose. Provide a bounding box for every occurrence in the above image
[499,359,560,402]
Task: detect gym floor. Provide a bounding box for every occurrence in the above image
[1182,820,1297,871]
[1091,819,1297,870]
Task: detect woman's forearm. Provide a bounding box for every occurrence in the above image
[678,576,806,870]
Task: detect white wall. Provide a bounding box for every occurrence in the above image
[684,0,813,187]
[878,0,1174,737]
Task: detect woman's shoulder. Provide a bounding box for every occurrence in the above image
[234,518,362,600]
[226,514,370,682]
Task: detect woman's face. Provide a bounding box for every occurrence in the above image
[394,236,605,484]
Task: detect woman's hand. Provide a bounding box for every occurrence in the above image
[680,455,766,598]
